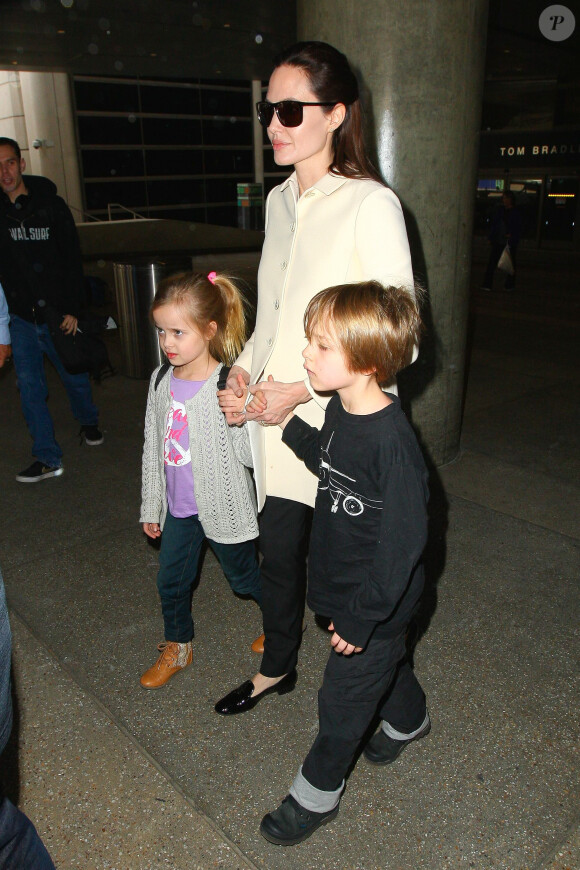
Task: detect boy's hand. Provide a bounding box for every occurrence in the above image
[328,621,363,655]
[143,522,161,539]
[246,375,310,425]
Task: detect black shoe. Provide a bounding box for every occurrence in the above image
[214,669,297,715]
[260,794,339,846]
[80,425,103,446]
[363,715,431,765]
[16,461,64,484]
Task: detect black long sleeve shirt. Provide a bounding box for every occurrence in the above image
[283,394,429,648]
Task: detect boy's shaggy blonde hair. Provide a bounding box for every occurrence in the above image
[304,281,423,386]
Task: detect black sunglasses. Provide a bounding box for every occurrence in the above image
[256,99,336,128]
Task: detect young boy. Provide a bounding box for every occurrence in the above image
[260,280,430,846]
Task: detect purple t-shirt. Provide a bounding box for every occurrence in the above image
[164,373,205,518]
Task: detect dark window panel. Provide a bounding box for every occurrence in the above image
[140,85,201,115]
[84,180,148,210]
[81,149,145,178]
[74,80,140,113]
[207,204,238,227]
[77,115,142,145]
[202,118,252,146]
[203,149,253,175]
[141,117,203,145]
[200,88,251,117]
[146,179,206,206]
[204,178,239,203]
[144,149,204,175]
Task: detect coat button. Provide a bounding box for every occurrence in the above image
[274,300,279,309]
[267,338,273,346]
[290,222,295,232]
[281,261,287,270]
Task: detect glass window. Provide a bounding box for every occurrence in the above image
[81,149,145,179]
[84,180,148,211]
[203,149,253,175]
[205,178,239,204]
[144,150,204,176]
[141,117,203,145]
[75,80,140,113]
[140,85,201,115]
[77,115,142,145]
[200,88,251,117]
[202,118,252,146]
[146,179,206,206]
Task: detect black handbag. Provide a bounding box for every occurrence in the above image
[44,305,113,381]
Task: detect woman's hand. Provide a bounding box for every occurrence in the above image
[218,367,250,426]
[245,378,310,425]
[143,522,161,539]
[328,621,363,656]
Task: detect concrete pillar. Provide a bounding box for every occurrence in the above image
[298,1,488,465]
[0,72,27,150]
[19,72,84,222]
[252,79,265,189]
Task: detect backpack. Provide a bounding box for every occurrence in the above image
[154,363,230,390]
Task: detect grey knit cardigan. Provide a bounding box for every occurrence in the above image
[140,365,258,544]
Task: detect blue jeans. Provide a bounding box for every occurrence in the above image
[9,315,99,468]
[157,512,262,642]
[0,798,56,869]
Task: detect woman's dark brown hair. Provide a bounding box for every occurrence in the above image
[273,41,382,184]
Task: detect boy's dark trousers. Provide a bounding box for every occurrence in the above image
[301,628,427,793]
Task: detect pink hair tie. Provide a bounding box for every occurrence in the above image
[207,271,217,284]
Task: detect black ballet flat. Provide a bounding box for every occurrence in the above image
[214,669,297,715]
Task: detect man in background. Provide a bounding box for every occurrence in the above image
[0,137,103,484]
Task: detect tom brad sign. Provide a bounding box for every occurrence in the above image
[479,130,580,169]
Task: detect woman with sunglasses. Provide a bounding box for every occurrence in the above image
[215,41,414,714]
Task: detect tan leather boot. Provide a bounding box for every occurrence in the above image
[140,641,192,689]
[251,633,265,653]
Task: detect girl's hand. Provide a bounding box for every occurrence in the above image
[245,378,310,425]
[218,372,249,426]
[328,621,363,656]
[143,522,161,539]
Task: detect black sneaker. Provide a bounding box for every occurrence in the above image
[80,425,104,446]
[364,714,431,765]
[260,794,339,846]
[16,461,64,484]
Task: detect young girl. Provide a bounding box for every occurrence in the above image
[139,271,260,689]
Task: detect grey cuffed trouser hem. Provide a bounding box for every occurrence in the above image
[289,766,344,813]
[382,710,430,741]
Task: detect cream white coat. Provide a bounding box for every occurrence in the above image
[237,172,414,511]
